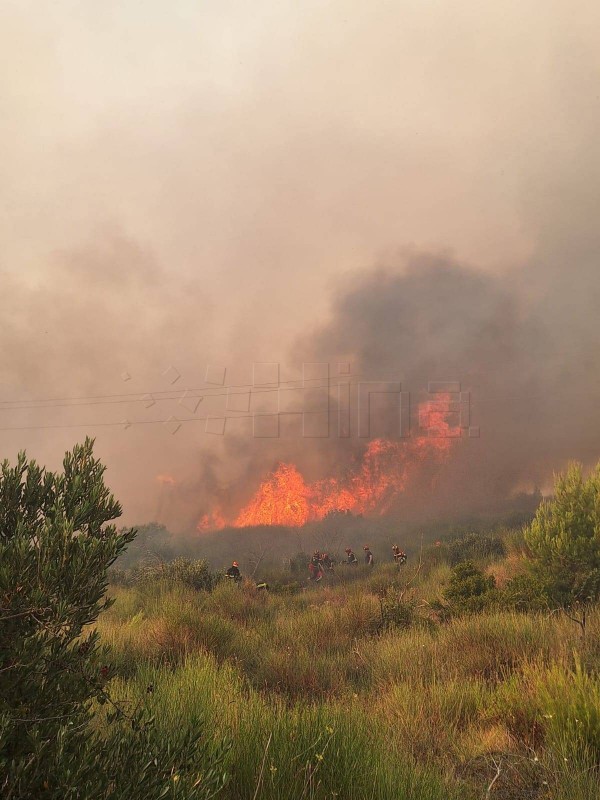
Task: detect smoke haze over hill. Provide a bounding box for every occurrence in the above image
[1,1,600,530]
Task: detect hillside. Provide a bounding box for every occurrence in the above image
[99,522,600,800]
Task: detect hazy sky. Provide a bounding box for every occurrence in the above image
[2,1,599,528]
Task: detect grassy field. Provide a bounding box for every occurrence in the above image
[95,550,600,799]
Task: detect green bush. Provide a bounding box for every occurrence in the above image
[0,440,228,799]
[447,532,506,566]
[500,573,551,611]
[442,561,496,614]
[375,586,417,633]
[424,532,506,571]
[525,462,600,606]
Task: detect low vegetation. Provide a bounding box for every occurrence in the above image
[2,445,600,799]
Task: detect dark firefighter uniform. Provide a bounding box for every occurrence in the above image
[226,562,241,582]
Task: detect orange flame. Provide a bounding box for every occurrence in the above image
[224,394,460,529]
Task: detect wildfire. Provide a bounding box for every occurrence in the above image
[199,394,460,530]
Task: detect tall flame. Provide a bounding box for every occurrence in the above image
[207,394,460,529]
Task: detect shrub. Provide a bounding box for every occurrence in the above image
[442,561,496,614]
[538,657,600,761]
[0,440,228,799]
[500,573,551,611]
[132,557,221,592]
[525,462,600,606]
[375,587,417,633]
[447,532,506,566]
[288,551,310,577]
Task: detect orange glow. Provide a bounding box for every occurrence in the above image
[234,463,312,528]
[198,395,460,530]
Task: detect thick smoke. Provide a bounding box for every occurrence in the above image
[221,241,600,524]
[292,249,600,515]
[1,2,600,529]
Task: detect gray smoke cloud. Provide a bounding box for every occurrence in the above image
[1,1,599,529]
[292,248,600,516]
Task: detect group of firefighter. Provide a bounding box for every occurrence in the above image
[225,544,407,585]
[308,544,407,582]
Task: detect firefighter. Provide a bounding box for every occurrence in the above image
[321,552,335,573]
[226,561,242,582]
[308,550,323,582]
[363,545,374,566]
[392,545,407,565]
[344,547,358,565]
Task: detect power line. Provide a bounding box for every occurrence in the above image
[0,409,328,433]
[1,382,598,434]
[2,386,599,414]
[0,373,389,410]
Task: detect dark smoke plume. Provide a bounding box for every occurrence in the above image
[2,2,600,529]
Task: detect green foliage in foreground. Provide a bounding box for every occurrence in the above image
[0,440,227,800]
[112,653,472,800]
[526,462,600,606]
[5,448,600,799]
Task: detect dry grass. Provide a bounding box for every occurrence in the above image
[95,571,600,799]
